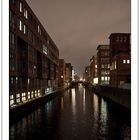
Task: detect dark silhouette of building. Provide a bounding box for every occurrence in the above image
[89,56,95,84]
[10,0,59,106]
[65,63,72,85]
[96,45,110,85]
[109,33,131,88]
[85,66,90,82]
[58,59,66,87]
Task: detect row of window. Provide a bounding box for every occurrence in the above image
[101,70,110,75]
[10,90,41,106]
[101,76,110,81]
[101,64,110,69]
[10,1,59,55]
[116,36,128,43]
[11,16,57,60]
[123,59,130,64]
[10,77,42,88]
[100,58,110,63]
[100,51,110,57]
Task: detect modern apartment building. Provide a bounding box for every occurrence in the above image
[109,33,131,88]
[10,0,59,106]
[96,45,110,85]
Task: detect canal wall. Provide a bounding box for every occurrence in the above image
[92,85,131,110]
[10,86,71,122]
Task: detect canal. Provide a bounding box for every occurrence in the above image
[10,84,131,140]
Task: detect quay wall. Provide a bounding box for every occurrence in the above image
[92,85,131,110]
[10,86,70,122]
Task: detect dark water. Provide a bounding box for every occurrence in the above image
[10,84,131,140]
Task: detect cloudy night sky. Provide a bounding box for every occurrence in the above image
[26,0,130,77]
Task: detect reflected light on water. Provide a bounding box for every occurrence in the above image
[61,97,64,111]
[83,88,85,112]
[93,94,99,119]
[45,102,52,113]
[100,98,108,135]
[71,88,76,116]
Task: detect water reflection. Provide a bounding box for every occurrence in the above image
[83,88,86,113]
[60,97,64,111]
[93,94,99,120]
[10,85,130,140]
[71,88,76,117]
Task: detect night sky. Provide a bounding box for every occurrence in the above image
[26,0,130,77]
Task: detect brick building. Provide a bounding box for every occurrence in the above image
[109,33,131,88]
[96,45,110,85]
[10,0,59,106]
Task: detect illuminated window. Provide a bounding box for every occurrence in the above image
[10,95,14,100]
[24,8,28,19]
[108,64,110,68]
[28,79,30,85]
[28,95,30,99]
[22,92,26,97]
[10,100,14,105]
[101,77,104,80]
[20,2,22,12]
[31,92,34,98]
[16,94,20,98]
[10,77,14,84]
[123,59,126,64]
[101,65,104,68]
[22,97,26,101]
[114,61,116,69]
[23,24,27,34]
[16,98,20,103]
[19,20,22,31]
[38,25,40,33]
[127,60,130,64]
[95,65,97,68]
[105,76,107,81]
[16,77,18,84]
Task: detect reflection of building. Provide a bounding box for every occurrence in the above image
[58,59,66,87]
[97,45,110,85]
[89,56,95,84]
[10,0,59,106]
[65,63,72,85]
[109,33,131,88]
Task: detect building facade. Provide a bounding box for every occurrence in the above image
[65,63,72,85]
[58,59,66,87]
[10,0,59,106]
[96,45,110,85]
[109,33,131,88]
[85,66,90,82]
[89,56,95,84]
